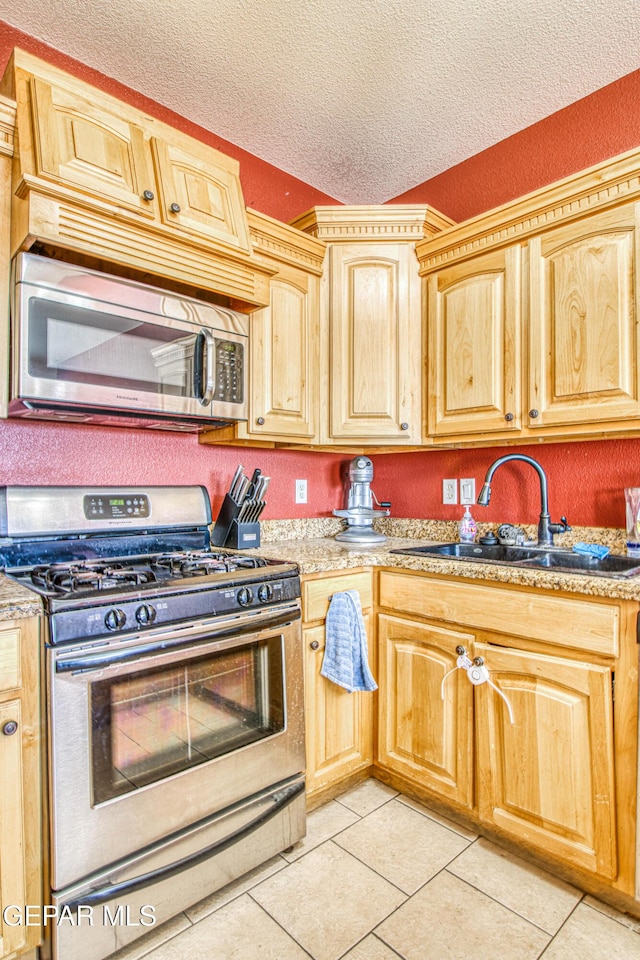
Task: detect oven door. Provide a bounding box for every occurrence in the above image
[47,603,304,891]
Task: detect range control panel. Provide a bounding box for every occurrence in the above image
[83,493,151,520]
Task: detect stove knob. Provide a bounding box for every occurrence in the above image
[257,584,272,603]
[104,608,126,631]
[237,587,253,606]
[135,603,157,625]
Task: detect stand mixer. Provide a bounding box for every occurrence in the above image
[333,456,391,544]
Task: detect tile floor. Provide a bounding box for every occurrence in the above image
[114,780,640,960]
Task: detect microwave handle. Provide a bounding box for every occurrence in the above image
[194,328,216,405]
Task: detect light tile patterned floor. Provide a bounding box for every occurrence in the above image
[114,779,640,960]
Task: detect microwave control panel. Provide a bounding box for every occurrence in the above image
[214,340,244,404]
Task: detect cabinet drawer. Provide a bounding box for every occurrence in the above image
[303,572,372,623]
[378,571,619,657]
[0,627,21,692]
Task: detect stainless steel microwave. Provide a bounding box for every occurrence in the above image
[9,253,249,431]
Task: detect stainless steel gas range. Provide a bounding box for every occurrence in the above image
[0,485,306,960]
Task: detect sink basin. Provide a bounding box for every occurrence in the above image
[390,543,543,562]
[389,543,640,578]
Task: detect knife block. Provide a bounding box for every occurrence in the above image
[226,521,260,550]
[211,494,242,547]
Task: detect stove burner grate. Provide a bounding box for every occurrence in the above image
[31,562,157,595]
[151,552,269,577]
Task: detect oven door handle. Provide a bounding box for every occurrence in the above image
[64,778,304,912]
[55,606,301,674]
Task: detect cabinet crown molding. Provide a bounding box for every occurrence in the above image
[290,204,455,241]
[0,95,15,159]
[247,207,326,274]
[417,144,640,272]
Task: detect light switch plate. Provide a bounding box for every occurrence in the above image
[460,478,476,504]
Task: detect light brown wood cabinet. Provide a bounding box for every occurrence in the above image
[474,639,617,879]
[418,146,640,446]
[0,95,15,422]
[377,613,474,807]
[291,205,453,446]
[2,49,272,309]
[375,570,637,896]
[202,209,326,445]
[302,570,375,802]
[0,617,41,960]
[426,246,522,437]
[528,204,640,429]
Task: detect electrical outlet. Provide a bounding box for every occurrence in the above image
[295,479,307,504]
[443,479,458,505]
[460,478,476,504]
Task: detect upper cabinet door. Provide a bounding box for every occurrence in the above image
[151,138,251,253]
[243,262,319,440]
[427,247,521,437]
[528,205,640,428]
[328,243,421,442]
[28,77,157,218]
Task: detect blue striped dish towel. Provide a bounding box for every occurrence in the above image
[320,590,377,693]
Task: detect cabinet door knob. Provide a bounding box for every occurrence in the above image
[142,189,155,201]
[529,409,539,419]
[256,417,265,425]
[310,640,320,650]
[2,720,18,736]
[169,202,181,213]
[504,412,514,422]
[400,422,409,431]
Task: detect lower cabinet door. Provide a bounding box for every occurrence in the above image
[0,698,30,960]
[474,641,617,878]
[377,614,475,808]
[304,621,374,798]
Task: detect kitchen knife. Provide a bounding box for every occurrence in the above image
[234,475,251,506]
[245,468,261,500]
[229,465,245,502]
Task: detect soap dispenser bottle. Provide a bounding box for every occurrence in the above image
[459,506,477,543]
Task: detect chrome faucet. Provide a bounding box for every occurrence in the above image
[477,454,570,546]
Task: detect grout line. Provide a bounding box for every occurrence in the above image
[441,864,578,938]
[246,892,315,958]
[336,931,406,960]
[536,897,585,958]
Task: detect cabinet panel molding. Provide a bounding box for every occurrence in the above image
[378,572,619,656]
[475,641,616,878]
[377,614,474,807]
[427,247,520,436]
[529,206,640,427]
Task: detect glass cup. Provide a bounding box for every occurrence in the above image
[624,487,640,557]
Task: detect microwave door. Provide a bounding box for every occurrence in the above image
[13,279,247,422]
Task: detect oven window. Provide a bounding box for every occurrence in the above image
[90,636,285,804]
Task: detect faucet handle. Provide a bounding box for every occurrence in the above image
[549,516,571,536]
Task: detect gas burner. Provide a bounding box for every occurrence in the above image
[31,562,157,596]
[151,551,269,577]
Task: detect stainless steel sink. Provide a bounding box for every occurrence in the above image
[390,543,640,578]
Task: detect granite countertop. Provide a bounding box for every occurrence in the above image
[2,517,639,621]
[0,575,43,622]
[252,518,640,603]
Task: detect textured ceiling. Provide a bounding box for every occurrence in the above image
[1,0,640,203]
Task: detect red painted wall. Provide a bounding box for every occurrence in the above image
[0,420,348,520]
[1,23,640,529]
[372,439,640,530]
